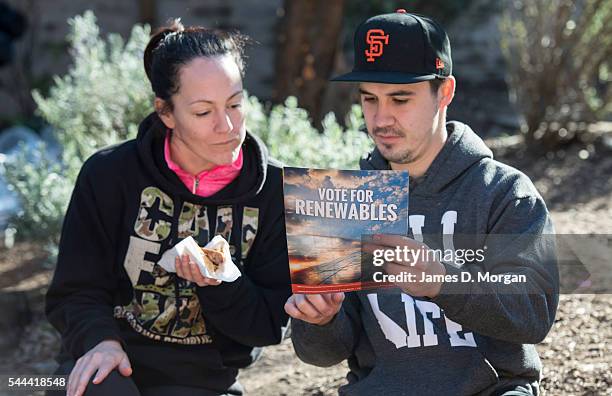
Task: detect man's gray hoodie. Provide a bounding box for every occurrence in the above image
[291,122,559,396]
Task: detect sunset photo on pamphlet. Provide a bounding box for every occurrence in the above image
[283,167,409,293]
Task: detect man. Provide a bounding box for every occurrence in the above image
[285,10,559,396]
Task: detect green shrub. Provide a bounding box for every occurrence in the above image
[3,11,152,251]
[1,144,68,251]
[1,11,372,253]
[500,0,611,149]
[245,96,372,169]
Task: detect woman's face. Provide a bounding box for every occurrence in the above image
[158,55,246,170]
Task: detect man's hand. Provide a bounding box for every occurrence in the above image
[67,340,132,396]
[175,254,222,287]
[284,293,345,326]
[365,234,447,298]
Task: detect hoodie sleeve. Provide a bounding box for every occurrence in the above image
[45,158,124,359]
[432,191,559,344]
[196,176,292,347]
[290,292,363,367]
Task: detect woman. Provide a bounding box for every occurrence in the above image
[45,20,290,396]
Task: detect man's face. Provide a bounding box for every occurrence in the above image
[359,81,443,165]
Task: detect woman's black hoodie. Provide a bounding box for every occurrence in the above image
[45,113,291,391]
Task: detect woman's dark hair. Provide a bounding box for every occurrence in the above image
[144,19,249,112]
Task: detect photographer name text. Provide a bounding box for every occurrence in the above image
[372,271,527,285]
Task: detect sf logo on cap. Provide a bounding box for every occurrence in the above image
[365,29,389,62]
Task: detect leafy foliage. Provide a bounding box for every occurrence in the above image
[245,96,372,169]
[500,0,611,148]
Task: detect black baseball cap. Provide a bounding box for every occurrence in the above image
[331,9,452,84]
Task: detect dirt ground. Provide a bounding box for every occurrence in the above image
[0,142,610,396]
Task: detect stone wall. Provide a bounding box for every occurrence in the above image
[0,0,282,121]
[0,0,141,120]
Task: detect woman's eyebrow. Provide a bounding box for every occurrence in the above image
[189,98,213,105]
[227,90,244,100]
[188,90,243,105]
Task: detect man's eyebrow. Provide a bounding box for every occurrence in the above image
[387,90,415,97]
[358,89,415,97]
[188,90,243,105]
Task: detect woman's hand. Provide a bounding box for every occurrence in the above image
[175,254,222,286]
[67,339,131,396]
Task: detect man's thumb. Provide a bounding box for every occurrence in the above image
[118,356,133,376]
[333,292,345,304]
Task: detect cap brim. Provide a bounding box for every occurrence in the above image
[330,71,437,84]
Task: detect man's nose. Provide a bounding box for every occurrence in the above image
[373,104,395,129]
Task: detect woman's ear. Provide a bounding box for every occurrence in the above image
[155,98,176,130]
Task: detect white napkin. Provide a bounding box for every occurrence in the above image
[157,235,241,282]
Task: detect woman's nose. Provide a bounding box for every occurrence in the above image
[214,111,233,134]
